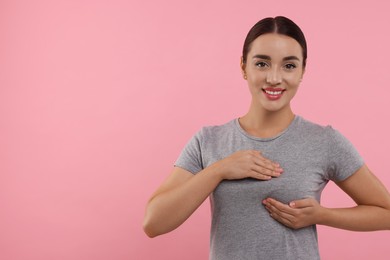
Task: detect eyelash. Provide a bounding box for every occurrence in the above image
[255,62,297,70]
[284,63,297,70]
[255,62,269,68]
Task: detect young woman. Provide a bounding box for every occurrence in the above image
[143,16,390,259]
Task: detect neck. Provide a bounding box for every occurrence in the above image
[239,104,295,138]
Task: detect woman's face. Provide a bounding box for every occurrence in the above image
[241,33,305,113]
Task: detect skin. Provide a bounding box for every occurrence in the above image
[263,164,390,231]
[143,33,390,238]
[239,33,304,137]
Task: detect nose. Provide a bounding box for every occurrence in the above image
[266,68,282,85]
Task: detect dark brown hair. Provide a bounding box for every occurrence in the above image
[242,16,307,68]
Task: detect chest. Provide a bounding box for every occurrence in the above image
[212,165,327,209]
[203,130,330,208]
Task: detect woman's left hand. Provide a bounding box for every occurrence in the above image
[262,197,325,229]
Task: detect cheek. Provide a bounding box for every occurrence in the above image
[285,74,302,87]
[248,72,267,85]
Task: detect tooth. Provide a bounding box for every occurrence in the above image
[266,90,282,95]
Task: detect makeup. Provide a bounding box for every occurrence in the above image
[262,88,285,100]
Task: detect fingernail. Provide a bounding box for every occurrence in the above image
[289,202,295,207]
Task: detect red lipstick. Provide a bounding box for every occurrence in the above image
[262,88,285,100]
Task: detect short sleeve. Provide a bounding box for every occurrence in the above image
[326,127,365,182]
[174,130,204,174]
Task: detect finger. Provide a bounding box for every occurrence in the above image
[245,153,279,176]
[253,159,283,175]
[251,170,272,181]
[268,209,294,227]
[251,151,283,171]
[258,153,283,167]
[263,198,295,215]
[264,203,296,227]
[252,164,281,178]
[289,198,315,209]
[257,154,282,168]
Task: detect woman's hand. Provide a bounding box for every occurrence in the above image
[215,150,283,181]
[262,197,324,229]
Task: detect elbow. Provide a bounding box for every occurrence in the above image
[143,223,158,238]
[142,215,161,238]
[143,198,176,237]
[143,199,166,238]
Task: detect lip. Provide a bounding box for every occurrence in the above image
[262,88,286,100]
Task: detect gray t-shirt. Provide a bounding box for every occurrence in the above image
[175,116,364,260]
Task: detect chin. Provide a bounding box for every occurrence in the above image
[261,103,285,112]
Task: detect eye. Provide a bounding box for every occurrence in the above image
[255,61,269,68]
[284,63,297,70]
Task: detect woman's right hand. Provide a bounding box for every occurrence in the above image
[143,150,282,237]
[215,150,283,181]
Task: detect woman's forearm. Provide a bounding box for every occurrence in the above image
[143,164,223,238]
[321,165,390,231]
[320,205,390,231]
[263,196,390,231]
[143,150,283,237]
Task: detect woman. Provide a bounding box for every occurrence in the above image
[143,16,390,259]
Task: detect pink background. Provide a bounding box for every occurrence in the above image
[1,0,390,259]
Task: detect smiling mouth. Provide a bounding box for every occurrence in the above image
[262,88,286,100]
[264,89,284,95]
[262,88,286,94]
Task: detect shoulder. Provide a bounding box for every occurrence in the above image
[295,116,357,149]
[296,116,328,132]
[196,119,237,139]
[293,116,347,146]
[294,116,333,136]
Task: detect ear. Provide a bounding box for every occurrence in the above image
[240,56,247,78]
[300,67,306,82]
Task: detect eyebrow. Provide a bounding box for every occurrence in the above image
[252,54,301,61]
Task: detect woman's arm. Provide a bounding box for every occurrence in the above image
[143,165,222,238]
[263,164,390,231]
[322,164,390,230]
[143,150,283,237]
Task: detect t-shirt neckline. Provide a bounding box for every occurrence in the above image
[234,115,300,142]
